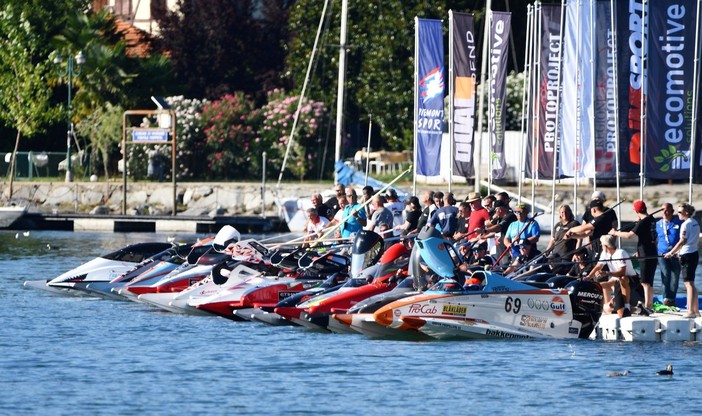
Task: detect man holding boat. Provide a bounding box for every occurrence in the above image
[586,235,636,318]
[339,188,367,239]
[610,200,657,310]
[503,203,540,261]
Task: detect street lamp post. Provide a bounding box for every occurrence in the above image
[53,50,85,183]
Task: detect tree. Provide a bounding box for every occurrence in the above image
[154,0,290,100]
[0,4,61,198]
[75,102,124,180]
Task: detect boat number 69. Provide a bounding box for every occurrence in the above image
[504,296,521,314]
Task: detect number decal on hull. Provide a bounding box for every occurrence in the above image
[505,296,521,314]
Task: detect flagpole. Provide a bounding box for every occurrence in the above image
[638,0,647,200]
[448,10,455,194]
[550,0,566,234]
[334,0,348,184]
[413,17,419,196]
[476,0,492,193]
[518,5,534,204]
[531,2,542,206]
[610,0,622,231]
[688,0,702,202]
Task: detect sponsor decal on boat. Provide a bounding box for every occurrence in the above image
[491,286,509,292]
[550,296,566,316]
[568,327,579,334]
[527,298,551,311]
[278,291,297,301]
[407,303,438,315]
[442,304,467,316]
[485,329,530,339]
[520,314,547,329]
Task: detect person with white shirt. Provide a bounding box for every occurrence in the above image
[664,203,700,318]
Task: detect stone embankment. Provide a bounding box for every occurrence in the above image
[1,179,699,224]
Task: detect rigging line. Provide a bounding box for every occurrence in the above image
[276,0,331,189]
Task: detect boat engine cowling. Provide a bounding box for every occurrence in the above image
[567,279,604,339]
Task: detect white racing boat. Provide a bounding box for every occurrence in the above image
[25,242,172,295]
[369,227,604,340]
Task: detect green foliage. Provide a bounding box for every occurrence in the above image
[0,5,61,136]
[154,0,289,100]
[201,92,262,179]
[258,89,327,181]
[75,102,123,179]
[286,1,457,153]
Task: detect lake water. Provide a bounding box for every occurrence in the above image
[1,230,701,415]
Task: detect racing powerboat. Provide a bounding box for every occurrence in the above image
[295,239,411,331]
[190,247,348,320]
[26,242,172,295]
[370,228,604,340]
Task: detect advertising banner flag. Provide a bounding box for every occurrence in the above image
[593,0,617,178]
[535,5,561,179]
[415,18,445,177]
[451,12,477,178]
[645,0,697,179]
[615,0,644,176]
[560,0,596,178]
[488,12,511,180]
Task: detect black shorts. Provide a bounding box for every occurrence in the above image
[638,258,657,285]
[680,251,699,283]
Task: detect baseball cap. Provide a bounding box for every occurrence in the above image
[591,191,606,201]
[633,199,646,213]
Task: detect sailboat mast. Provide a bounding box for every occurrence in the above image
[334,0,348,183]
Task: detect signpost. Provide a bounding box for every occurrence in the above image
[122,109,178,215]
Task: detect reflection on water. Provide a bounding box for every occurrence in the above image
[0,231,701,415]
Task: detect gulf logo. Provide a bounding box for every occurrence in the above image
[550,296,566,316]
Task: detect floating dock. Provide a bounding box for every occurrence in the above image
[593,313,700,342]
[11,212,288,234]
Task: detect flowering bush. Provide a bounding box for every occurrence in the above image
[258,89,326,180]
[166,96,208,180]
[201,92,262,179]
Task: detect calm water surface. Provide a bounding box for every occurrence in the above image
[1,231,701,415]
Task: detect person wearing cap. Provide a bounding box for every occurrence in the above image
[566,247,594,278]
[610,199,657,310]
[546,204,580,260]
[581,190,618,230]
[384,188,405,236]
[394,196,421,236]
[586,235,636,317]
[503,203,540,260]
[564,199,614,256]
[428,192,459,238]
[456,241,496,274]
[466,191,490,241]
[664,203,700,318]
[504,239,544,276]
[655,203,682,306]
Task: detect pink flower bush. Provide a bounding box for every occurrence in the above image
[258,89,326,180]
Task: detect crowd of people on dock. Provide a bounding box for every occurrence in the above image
[300,184,700,319]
